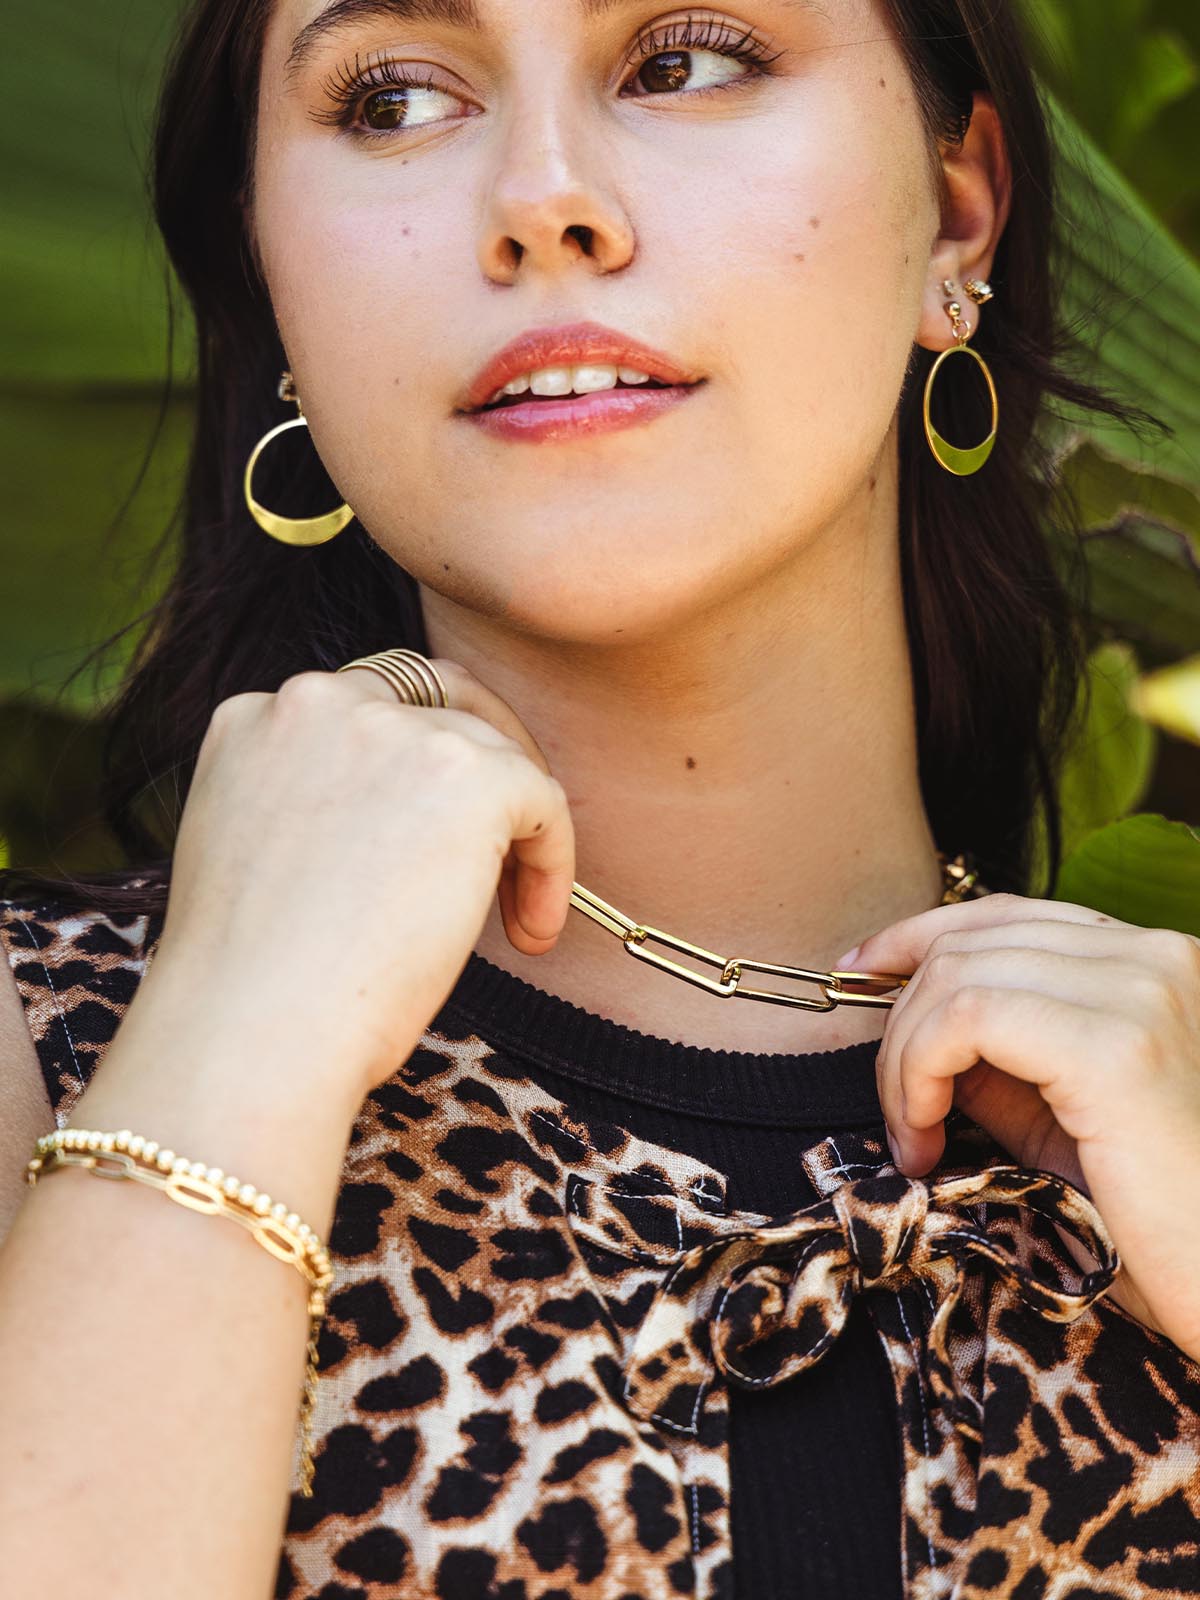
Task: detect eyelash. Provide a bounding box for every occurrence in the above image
[312,14,785,139]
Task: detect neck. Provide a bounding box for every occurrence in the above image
[418,459,942,1055]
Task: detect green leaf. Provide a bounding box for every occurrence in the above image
[1073,518,1200,657]
[1059,643,1158,851]
[1046,94,1200,490]
[1029,641,1158,889]
[1060,443,1200,560]
[1054,812,1200,934]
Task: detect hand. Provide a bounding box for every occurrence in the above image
[851,892,1200,1360]
[151,660,575,1103]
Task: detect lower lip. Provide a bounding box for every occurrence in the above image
[463,381,703,442]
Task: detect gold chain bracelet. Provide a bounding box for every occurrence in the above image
[26,1126,334,1498]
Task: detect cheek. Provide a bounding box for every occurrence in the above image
[715,82,936,472]
[257,151,454,372]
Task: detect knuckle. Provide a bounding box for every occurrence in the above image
[208,691,263,731]
[985,891,1021,913]
[1110,1013,1166,1078]
[421,723,487,776]
[1126,963,1177,1017]
[274,669,340,708]
[924,948,964,986]
[944,983,986,1024]
[1144,926,1200,979]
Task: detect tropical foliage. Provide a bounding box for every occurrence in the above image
[2,0,1198,921]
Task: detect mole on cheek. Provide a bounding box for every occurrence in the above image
[794,251,806,263]
[685,756,697,770]
[809,215,821,230]
[879,77,886,87]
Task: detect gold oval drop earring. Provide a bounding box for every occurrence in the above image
[243,371,356,546]
[922,278,999,477]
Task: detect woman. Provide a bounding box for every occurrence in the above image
[1,0,1198,1595]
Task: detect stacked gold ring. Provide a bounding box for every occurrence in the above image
[335,647,450,708]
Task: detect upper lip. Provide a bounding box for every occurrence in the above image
[459,320,705,412]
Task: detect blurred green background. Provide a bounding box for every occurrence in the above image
[2,0,1199,923]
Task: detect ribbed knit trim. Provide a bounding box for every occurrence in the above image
[437,950,885,1129]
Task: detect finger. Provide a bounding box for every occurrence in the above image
[430,659,556,776]
[418,662,571,951]
[872,923,1113,1059]
[495,758,576,951]
[496,848,560,954]
[877,944,1130,1161]
[850,891,1137,981]
[881,985,1111,1174]
[883,942,1139,1044]
[905,917,1150,961]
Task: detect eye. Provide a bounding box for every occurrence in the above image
[620,16,783,99]
[312,54,475,137]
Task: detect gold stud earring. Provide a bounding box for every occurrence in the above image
[922,291,999,477]
[243,371,356,546]
[963,278,994,304]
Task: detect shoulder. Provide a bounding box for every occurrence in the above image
[0,869,168,1126]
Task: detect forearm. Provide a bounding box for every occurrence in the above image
[0,965,363,1597]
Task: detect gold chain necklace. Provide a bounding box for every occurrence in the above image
[333,652,988,1014]
[568,851,985,1012]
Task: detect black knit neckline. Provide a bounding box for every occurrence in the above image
[436,949,885,1129]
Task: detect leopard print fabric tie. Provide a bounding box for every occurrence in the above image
[570,1163,1120,1445]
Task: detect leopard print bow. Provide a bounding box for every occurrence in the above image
[619,1165,1120,1443]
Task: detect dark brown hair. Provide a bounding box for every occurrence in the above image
[1,0,1155,917]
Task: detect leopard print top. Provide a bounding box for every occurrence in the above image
[3,890,1200,1600]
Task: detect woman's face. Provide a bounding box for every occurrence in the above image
[251,0,942,642]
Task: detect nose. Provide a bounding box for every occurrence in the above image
[476,88,636,284]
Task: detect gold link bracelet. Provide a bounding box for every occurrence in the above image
[25,1126,334,1498]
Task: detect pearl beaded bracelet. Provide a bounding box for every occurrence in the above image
[26,1125,334,1497]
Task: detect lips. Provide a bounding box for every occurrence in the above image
[459,320,704,414]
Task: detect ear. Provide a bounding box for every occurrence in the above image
[916,92,1013,352]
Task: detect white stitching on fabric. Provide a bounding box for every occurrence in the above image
[11,907,86,1109]
[714,1241,849,1389]
[919,1279,939,1321]
[625,1366,712,1436]
[527,1109,726,1209]
[689,1481,702,1554]
[896,1290,938,1573]
[567,1175,687,1268]
[829,1134,937,1575]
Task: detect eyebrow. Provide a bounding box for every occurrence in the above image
[284,0,647,84]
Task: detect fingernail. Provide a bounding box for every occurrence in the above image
[886,1130,904,1170]
[835,945,861,969]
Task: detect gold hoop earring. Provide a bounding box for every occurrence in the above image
[922,295,999,476]
[243,372,355,546]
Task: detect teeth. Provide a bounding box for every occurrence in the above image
[487,363,655,406]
